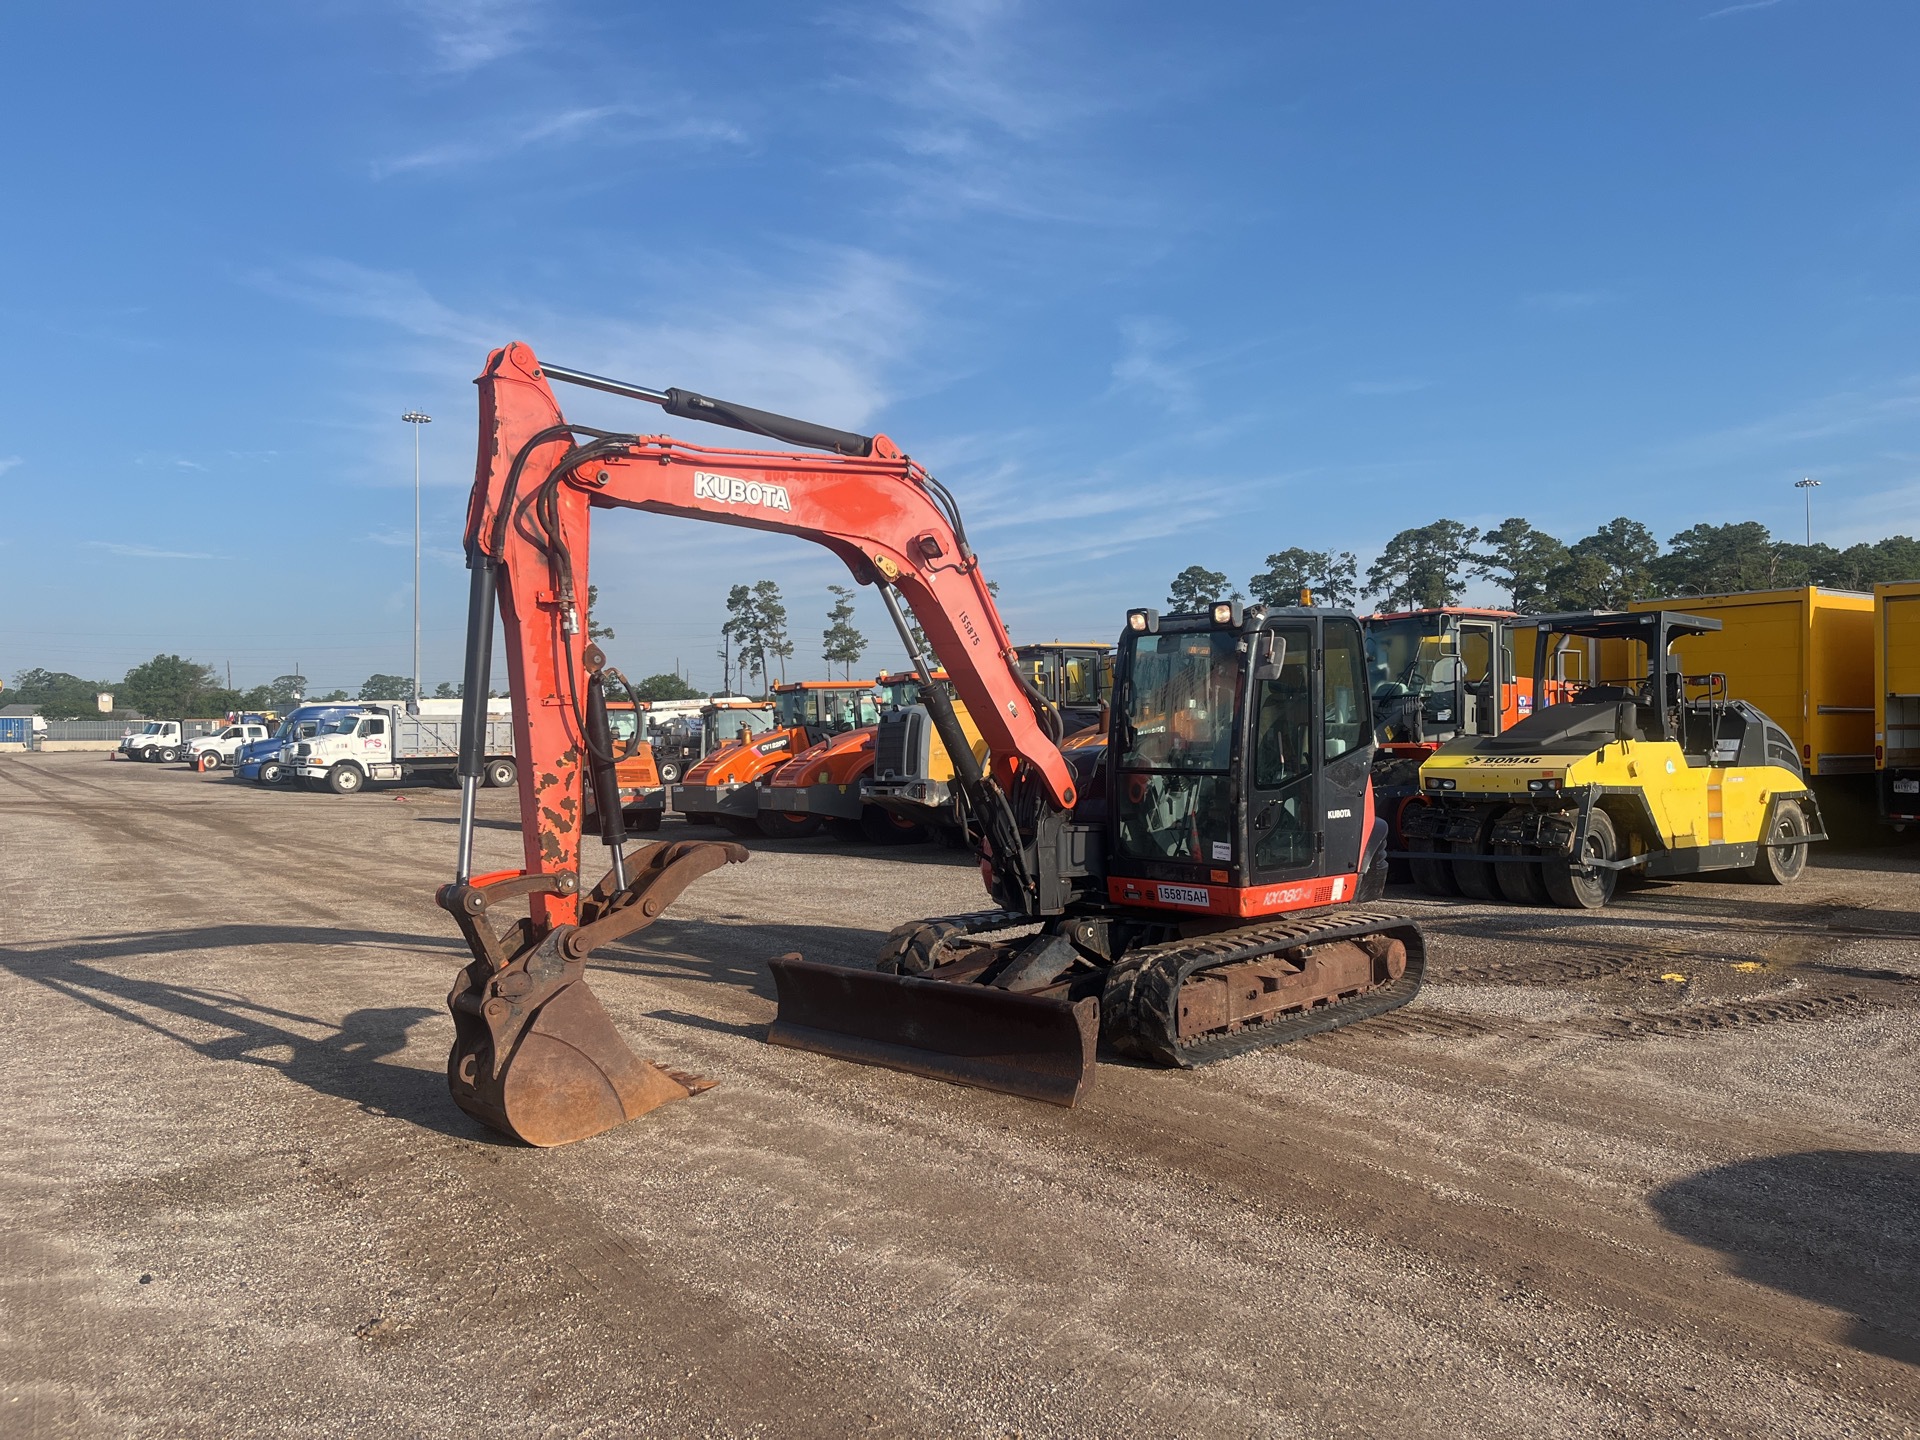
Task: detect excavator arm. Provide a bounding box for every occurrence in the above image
[440,342,1081,1145]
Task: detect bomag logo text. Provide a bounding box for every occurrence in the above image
[693,471,793,512]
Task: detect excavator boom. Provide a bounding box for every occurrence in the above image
[440,343,1087,1144]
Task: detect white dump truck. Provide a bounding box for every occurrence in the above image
[286,699,514,794]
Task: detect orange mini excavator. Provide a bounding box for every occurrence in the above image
[439,344,1425,1146]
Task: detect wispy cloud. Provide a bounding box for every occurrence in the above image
[255,244,922,448]
[1347,379,1431,397]
[0,456,21,475]
[1704,0,1787,18]
[400,0,537,73]
[1662,374,1920,467]
[1110,319,1199,414]
[371,104,747,180]
[365,528,463,565]
[1523,290,1611,312]
[831,0,1176,230]
[84,541,218,560]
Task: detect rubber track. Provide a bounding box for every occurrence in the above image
[875,910,1026,973]
[1101,907,1428,1068]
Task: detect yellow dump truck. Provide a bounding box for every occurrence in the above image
[1625,588,1874,778]
[1876,580,1920,827]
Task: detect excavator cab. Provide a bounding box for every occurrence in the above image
[1108,606,1376,905]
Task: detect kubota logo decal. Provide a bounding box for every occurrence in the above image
[693,471,792,512]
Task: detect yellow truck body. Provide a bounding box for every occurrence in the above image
[1625,588,1874,776]
[1875,580,1920,823]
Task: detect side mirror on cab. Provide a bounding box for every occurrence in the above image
[1251,630,1289,683]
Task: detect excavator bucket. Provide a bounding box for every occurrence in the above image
[448,973,701,1147]
[766,956,1099,1107]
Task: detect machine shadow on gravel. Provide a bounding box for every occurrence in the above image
[597,917,904,1006]
[1649,1150,1920,1366]
[0,925,501,1142]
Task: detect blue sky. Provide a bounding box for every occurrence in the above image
[1,0,1915,695]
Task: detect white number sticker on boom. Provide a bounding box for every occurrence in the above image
[1156,884,1212,908]
[693,471,793,512]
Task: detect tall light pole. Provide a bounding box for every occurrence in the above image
[1795,476,1821,547]
[403,412,432,707]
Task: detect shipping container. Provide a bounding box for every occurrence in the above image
[0,716,29,748]
[1875,580,1920,825]
[1625,588,1874,776]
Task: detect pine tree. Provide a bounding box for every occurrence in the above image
[1167,565,1239,610]
[1248,549,1359,608]
[1365,521,1481,610]
[821,585,867,679]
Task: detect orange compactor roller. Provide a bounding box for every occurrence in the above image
[438,344,1426,1147]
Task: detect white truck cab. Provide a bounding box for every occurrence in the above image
[187,723,271,769]
[118,721,185,762]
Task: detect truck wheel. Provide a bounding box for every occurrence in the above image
[159,746,179,763]
[1748,801,1810,885]
[758,811,823,839]
[1450,810,1501,901]
[1406,836,1459,896]
[657,762,680,783]
[861,805,928,846]
[327,763,365,795]
[1544,810,1618,910]
[484,758,517,789]
[198,752,221,772]
[260,762,283,784]
[1493,809,1551,905]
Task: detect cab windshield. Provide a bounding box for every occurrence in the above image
[879,677,921,708]
[773,689,880,731]
[1018,648,1109,708]
[1115,630,1240,865]
[607,709,639,744]
[1364,615,1453,693]
[319,716,362,736]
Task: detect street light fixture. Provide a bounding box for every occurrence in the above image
[403,412,432,707]
[1794,476,1821,547]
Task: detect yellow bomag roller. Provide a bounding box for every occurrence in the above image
[1404,610,1825,909]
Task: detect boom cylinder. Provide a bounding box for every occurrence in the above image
[586,672,628,890]
[454,559,499,884]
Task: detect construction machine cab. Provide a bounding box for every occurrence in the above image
[1363,609,1513,746]
[1109,604,1376,900]
[1526,610,1801,773]
[771,683,880,746]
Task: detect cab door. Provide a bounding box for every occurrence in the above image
[1244,616,1373,889]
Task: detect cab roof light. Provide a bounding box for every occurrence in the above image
[1210,600,1243,627]
[1127,608,1159,634]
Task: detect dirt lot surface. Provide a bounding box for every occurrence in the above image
[1,753,1916,1438]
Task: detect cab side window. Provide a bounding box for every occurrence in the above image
[1324,621,1368,761]
[364,718,386,738]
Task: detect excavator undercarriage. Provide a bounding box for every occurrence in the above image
[438,343,1427,1145]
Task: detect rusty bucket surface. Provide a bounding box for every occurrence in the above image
[448,973,695,1147]
[767,956,1099,1107]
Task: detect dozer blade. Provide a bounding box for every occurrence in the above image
[767,956,1099,1107]
[449,975,698,1147]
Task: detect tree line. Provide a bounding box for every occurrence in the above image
[716,580,871,693]
[1168,518,1920,614]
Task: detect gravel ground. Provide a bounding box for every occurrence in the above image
[1,753,1916,1438]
